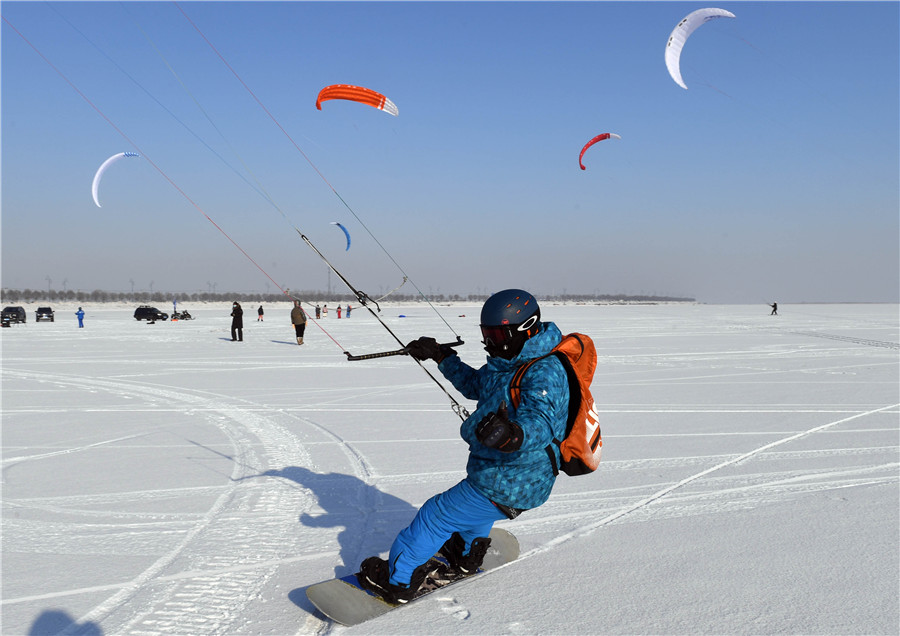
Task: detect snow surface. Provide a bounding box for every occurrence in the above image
[2,301,898,636]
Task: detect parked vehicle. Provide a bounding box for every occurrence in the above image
[2,306,27,324]
[134,305,168,321]
[35,306,55,322]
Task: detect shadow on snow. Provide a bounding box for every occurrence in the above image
[244,466,417,616]
[28,610,102,636]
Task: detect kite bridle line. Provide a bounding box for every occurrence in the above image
[374,276,409,302]
[296,230,470,420]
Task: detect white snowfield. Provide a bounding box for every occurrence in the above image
[2,302,897,635]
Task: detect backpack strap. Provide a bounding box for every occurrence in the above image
[509,335,581,420]
[544,445,560,476]
[508,356,544,409]
[508,342,572,478]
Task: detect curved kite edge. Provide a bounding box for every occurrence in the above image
[316,84,398,117]
[664,7,736,90]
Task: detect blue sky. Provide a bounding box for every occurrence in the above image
[2,1,898,303]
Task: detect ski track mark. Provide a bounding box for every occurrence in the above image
[790,331,899,350]
[3,369,317,636]
[434,403,899,594]
[513,463,898,535]
[526,402,899,554]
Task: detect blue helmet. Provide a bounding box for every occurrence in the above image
[480,289,541,359]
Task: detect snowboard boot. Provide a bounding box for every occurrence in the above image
[297,337,304,345]
[357,557,429,605]
[439,532,491,575]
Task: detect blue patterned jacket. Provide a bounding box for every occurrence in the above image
[438,321,570,510]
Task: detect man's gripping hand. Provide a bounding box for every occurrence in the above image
[475,401,523,452]
[406,337,457,363]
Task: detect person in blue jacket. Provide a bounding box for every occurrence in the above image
[75,307,85,328]
[358,289,570,604]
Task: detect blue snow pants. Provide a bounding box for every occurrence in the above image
[387,479,506,586]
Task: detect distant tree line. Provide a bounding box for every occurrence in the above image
[1,288,296,304]
[1,288,695,305]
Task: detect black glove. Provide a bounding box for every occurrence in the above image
[406,337,457,363]
[475,401,523,452]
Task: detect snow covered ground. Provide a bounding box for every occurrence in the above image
[2,301,898,636]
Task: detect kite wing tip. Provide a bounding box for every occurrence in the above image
[383,99,399,116]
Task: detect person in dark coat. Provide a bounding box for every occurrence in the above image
[230,302,244,341]
[257,305,264,321]
[291,301,307,345]
[770,302,778,316]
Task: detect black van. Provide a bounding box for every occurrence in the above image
[134,306,168,321]
[2,306,27,323]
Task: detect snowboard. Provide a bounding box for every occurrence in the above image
[306,527,519,626]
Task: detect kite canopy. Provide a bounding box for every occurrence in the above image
[331,222,351,251]
[91,152,139,207]
[665,8,736,90]
[315,84,398,116]
[578,133,621,171]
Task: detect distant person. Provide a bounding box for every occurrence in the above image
[337,305,342,319]
[257,305,264,321]
[770,302,778,316]
[75,307,85,328]
[323,305,328,318]
[315,304,321,319]
[231,302,244,341]
[291,301,307,345]
[346,304,351,318]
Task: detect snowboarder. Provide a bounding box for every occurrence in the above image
[230,302,243,341]
[257,305,264,321]
[75,307,85,328]
[770,302,778,316]
[357,289,572,604]
[291,300,307,345]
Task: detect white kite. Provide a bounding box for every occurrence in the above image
[665,8,736,89]
[91,152,140,207]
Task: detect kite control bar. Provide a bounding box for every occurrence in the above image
[345,338,464,362]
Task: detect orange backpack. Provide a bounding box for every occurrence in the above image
[509,333,602,476]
